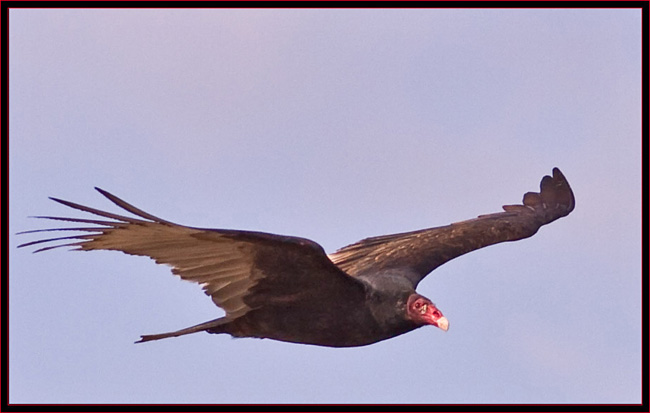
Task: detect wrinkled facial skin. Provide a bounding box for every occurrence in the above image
[407,294,449,331]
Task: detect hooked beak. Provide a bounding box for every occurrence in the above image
[436,316,449,332]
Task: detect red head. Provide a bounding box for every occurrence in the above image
[406,294,449,331]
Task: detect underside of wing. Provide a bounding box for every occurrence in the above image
[329,168,575,287]
[18,188,366,320]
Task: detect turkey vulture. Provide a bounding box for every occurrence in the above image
[18,168,574,347]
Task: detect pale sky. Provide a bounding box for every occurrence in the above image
[9,8,642,404]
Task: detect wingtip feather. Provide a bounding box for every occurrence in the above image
[94,187,111,197]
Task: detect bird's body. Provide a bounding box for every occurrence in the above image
[209,278,416,347]
[19,168,574,347]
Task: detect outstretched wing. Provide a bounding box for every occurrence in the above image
[328,168,575,288]
[18,188,366,320]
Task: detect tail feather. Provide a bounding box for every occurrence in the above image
[136,318,229,343]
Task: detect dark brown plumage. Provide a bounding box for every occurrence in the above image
[18,168,574,347]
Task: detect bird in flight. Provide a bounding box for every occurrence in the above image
[19,168,574,347]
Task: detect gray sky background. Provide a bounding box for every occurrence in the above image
[9,9,641,404]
